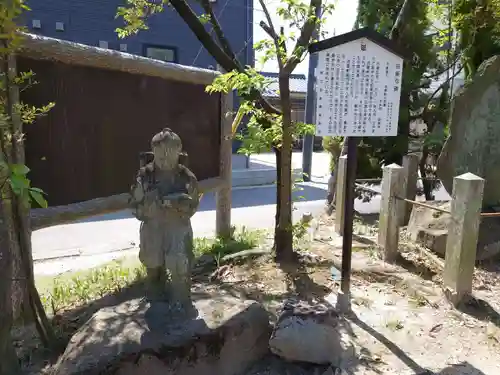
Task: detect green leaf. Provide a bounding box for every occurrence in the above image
[29,189,48,208]
[10,163,30,175]
[9,174,30,194]
[29,187,45,194]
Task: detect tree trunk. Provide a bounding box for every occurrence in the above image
[326,137,348,212]
[2,54,32,323]
[273,146,282,233]
[419,151,434,201]
[0,50,21,374]
[0,181,21,375]
[275,75,294,262]
[6,55,55,345]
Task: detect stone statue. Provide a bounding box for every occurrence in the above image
[130,128,199,310]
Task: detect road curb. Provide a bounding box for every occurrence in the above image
[232,167,302,187]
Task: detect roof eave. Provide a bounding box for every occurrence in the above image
[308,27,408,60]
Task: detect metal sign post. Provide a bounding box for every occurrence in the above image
[308,28,405,312]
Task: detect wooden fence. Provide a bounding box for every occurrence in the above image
[18,34,232,236]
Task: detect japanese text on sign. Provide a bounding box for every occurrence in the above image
[314,38,403,137]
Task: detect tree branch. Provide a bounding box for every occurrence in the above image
[199,0,243,70]
[421,52,461,81]
[283,0,322,74]
[169,0,281,114]
[280,27,287,55]
[169,0,238,72]
[258,0,284,69]
[421,65,463,122]
[259,21,277,40]
[389,0,413,40]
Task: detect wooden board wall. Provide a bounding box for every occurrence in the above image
[19,57,221,206]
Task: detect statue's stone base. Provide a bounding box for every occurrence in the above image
[53,296,271,375]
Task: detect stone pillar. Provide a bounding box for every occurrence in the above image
[335,155,347,235]
[378,164,404,262]
[443,172,484,306]
[401,154,419,226]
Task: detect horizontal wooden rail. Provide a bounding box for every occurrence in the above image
[480,212,500,217]
[355,177,439,183]
[30,177,224,230]
[395,196,451,215]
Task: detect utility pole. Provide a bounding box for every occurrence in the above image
[301,6,324,182]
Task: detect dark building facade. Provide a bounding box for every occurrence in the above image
[24,0,254,70]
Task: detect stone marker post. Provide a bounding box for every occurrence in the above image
[335,155,348,235]
[401,154,419,226]
[443,172,484,306]
[378,164,404,262]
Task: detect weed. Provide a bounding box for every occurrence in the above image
[353,296,372,307]
[39,260,147,315]
[408,294,427,308]
[194,226,264,259]
[386,319,404,331]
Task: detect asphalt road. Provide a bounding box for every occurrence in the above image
[32,181,331,275]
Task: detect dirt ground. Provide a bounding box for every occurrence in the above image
[15,213,500,375]
[211,214,500,375]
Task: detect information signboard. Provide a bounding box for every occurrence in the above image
[307,28,406,312]
[311,32,404,137]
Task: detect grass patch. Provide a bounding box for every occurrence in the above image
[193,226,265,259]
[38,259,147,315]
[37,227,265,315]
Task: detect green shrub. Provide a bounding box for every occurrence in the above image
[322,136,381,178]
[322,136,343,173]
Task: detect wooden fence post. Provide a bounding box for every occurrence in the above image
[443,172,484,306]
[335,155,348,235]
[378,164,404,262]
[216,81,233,239]
[401,154,419,226]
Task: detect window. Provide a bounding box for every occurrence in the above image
[144,45,177,63]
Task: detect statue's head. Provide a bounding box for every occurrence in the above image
[151,128,182,170]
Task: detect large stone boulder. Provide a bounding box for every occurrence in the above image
[53,296,271,375]
[269,299,354,366]
[437,55,500,208]
[406,201,500,260]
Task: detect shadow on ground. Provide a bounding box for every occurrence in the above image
[17,249,492,375]
[16,255,340,375]
[458,296,500,329]
[436,363,486,375]
[349,314,486,375]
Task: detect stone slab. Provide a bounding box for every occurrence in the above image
[437,55,500,207]
[407,201,500,260]
[53,296,271,375]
